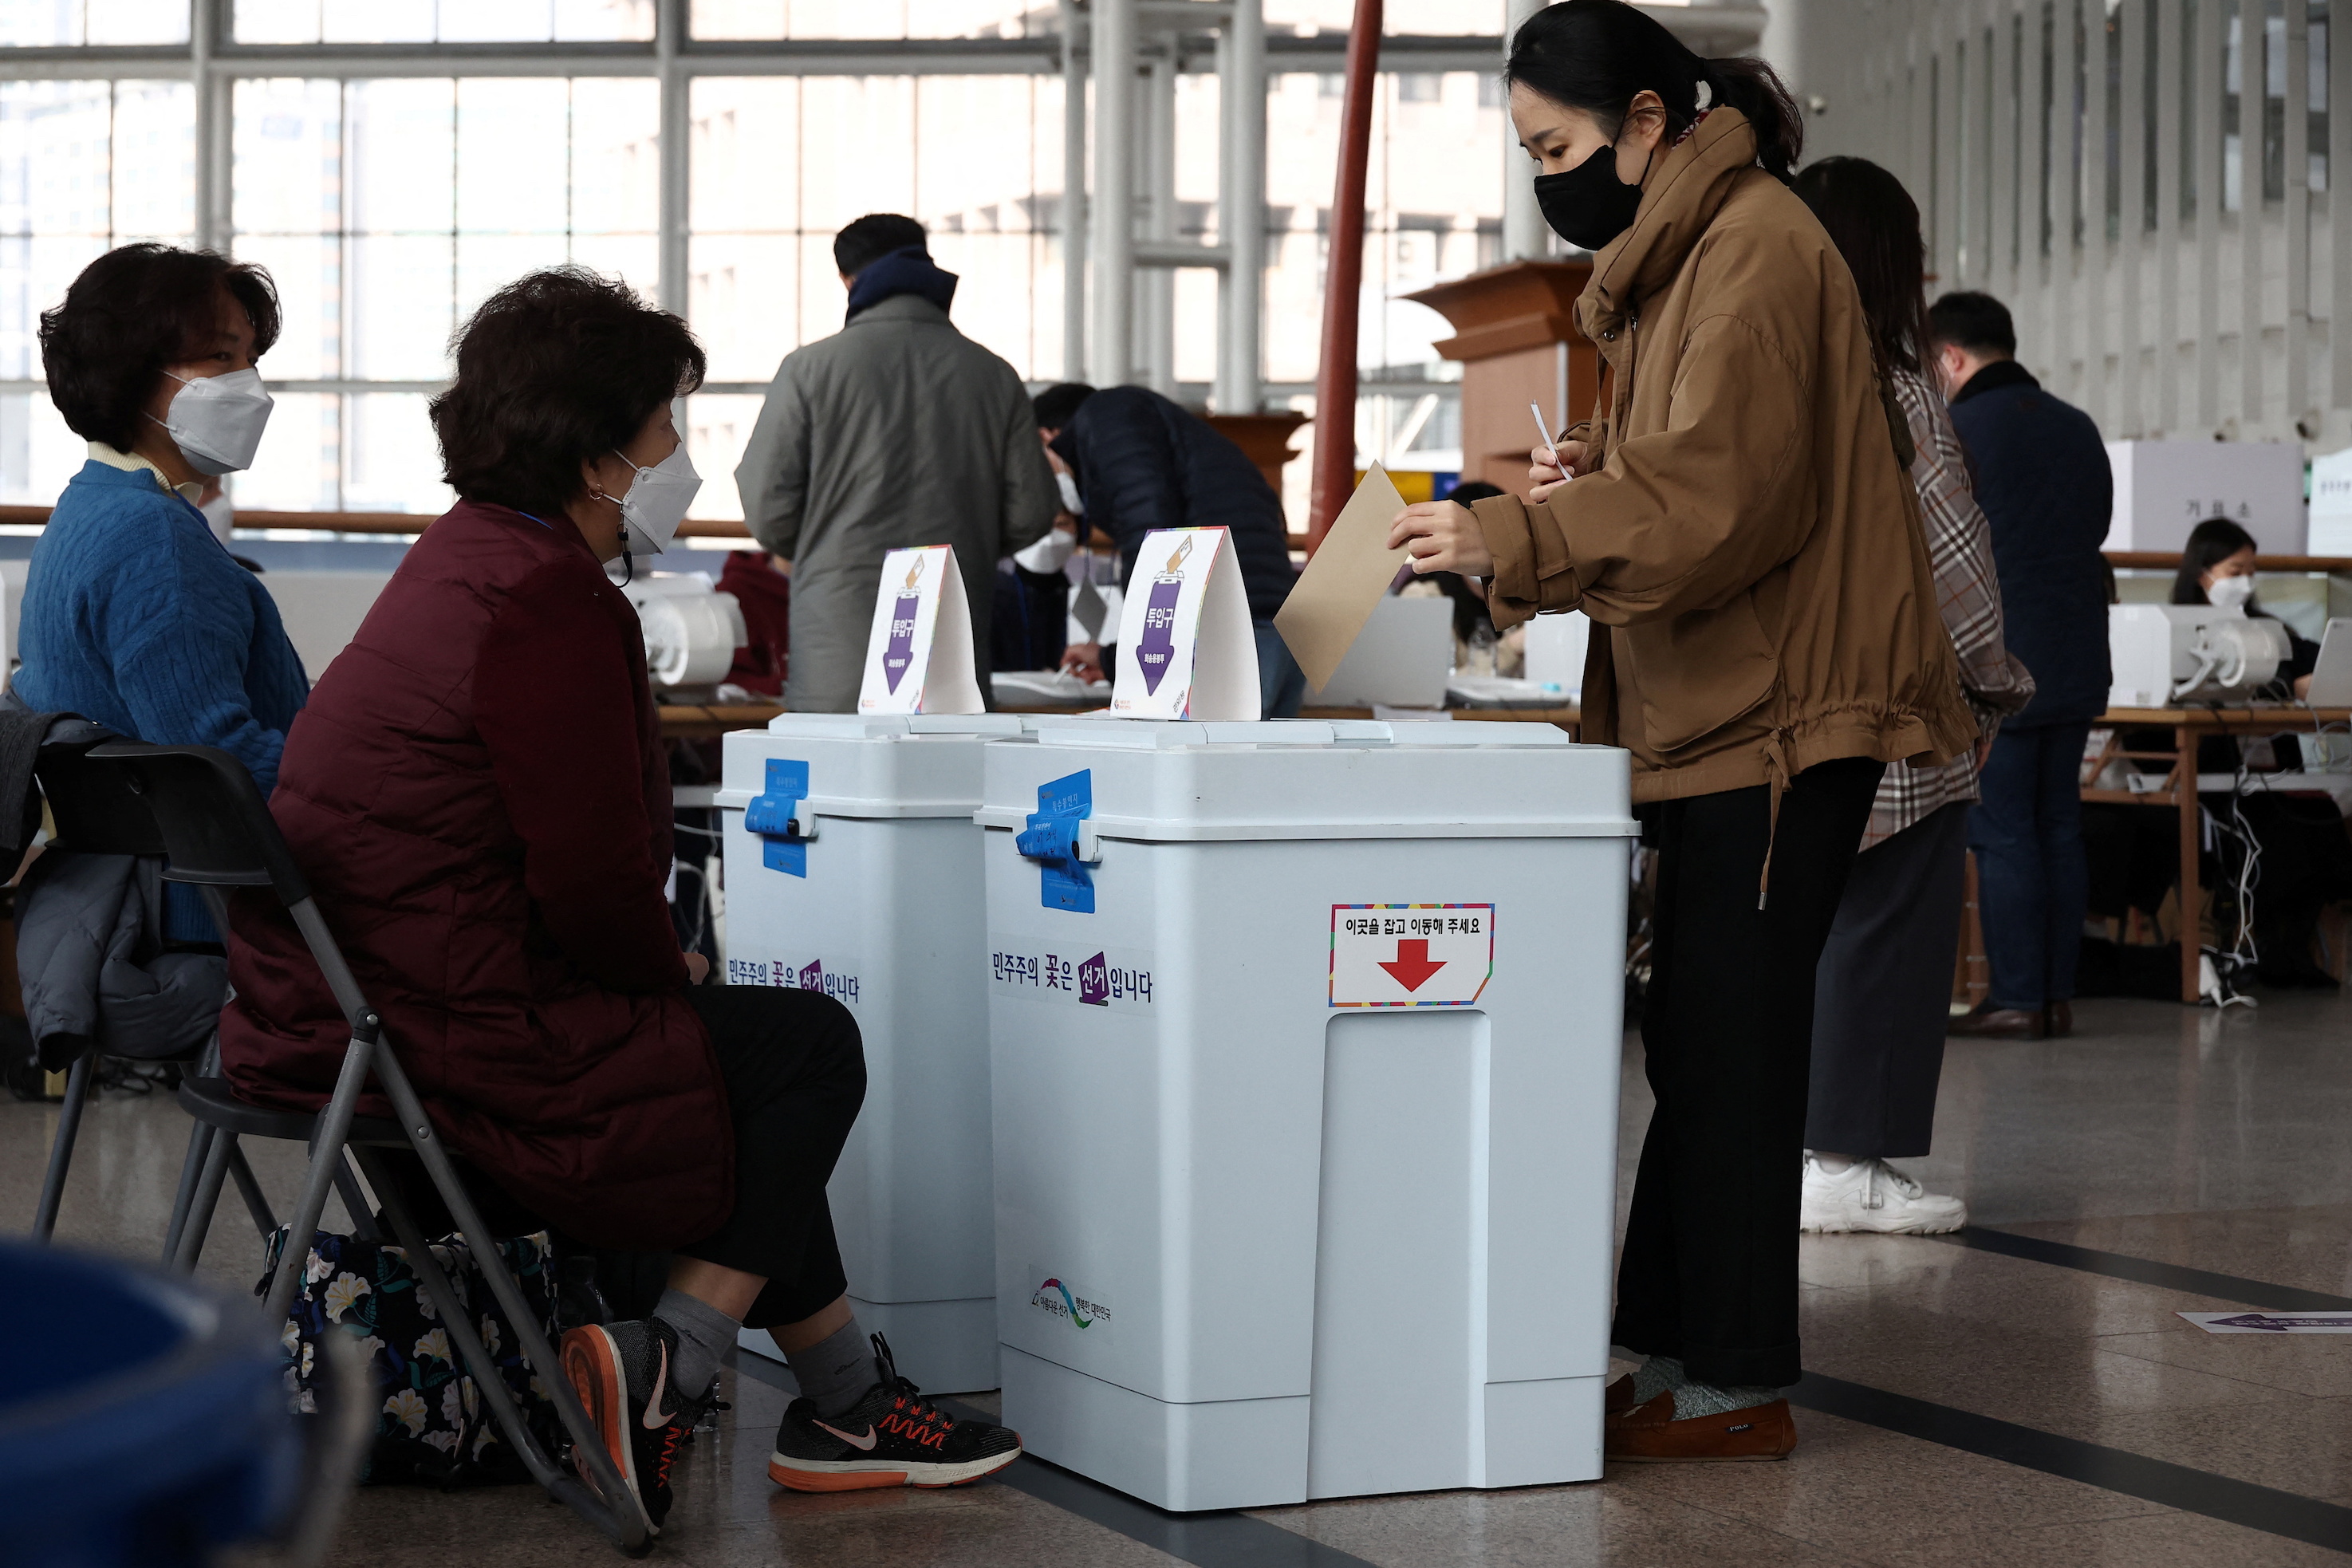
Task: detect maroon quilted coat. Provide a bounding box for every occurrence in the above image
[219,500,734,1249]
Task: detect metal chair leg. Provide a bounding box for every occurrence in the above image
[261,1023,380,1325]
[367,1049,652,1551]
[173,1125,237,1271]
[331,1152,380,1242]
[225,1140,278,1240]
[161,1120,215,1263]
[31,1054,95,1239]
[353,1146,652,1555]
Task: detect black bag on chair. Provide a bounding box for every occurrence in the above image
[263,1227,567,1489]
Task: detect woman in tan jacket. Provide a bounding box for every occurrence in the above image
[1392,0,1976,1462]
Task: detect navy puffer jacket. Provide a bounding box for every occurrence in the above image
[1051,387,1296,621]
[1947,360,2113,727]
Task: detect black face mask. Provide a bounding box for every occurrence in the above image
[1533,140,1649,251]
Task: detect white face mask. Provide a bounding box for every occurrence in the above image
[1013,526,1078,575]
[150,368,274,476]
[1054,470,1084,516]
[606,440,702,557]
[2208,572,2256,609]
[199,491,234,547]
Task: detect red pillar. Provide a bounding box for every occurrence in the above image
[1306,0,1383,552]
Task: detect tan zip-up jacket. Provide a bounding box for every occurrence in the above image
[1471,109,1977,806]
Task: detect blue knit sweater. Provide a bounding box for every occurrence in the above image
[15,459,310,937]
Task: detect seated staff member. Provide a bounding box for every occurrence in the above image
[2174,518,2318,699]
[217,268,1020,1536]
[16,243,306,940]
[2149,517,2350,988]
[1389,0,1974,1462]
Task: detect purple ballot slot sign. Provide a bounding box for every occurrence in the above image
[882,589,923,692]
[1134,536,1191,695]
[857,543,984,714]
[1109,527,1261,719]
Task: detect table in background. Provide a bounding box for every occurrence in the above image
[1300,705,1581,739]
[2086,706,2352,1003]
[658,703,786,740]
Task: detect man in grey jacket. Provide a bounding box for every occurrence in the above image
[735,214,1058,711]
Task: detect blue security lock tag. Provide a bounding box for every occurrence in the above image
[1015,769,1093,913]
[746,758,810,877]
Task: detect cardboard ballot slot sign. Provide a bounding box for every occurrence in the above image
[1274,463,1412,693]
[857,543,983,715]
[1109,526,1261,720]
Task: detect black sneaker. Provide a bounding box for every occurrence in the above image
[560,1318,701,1534]
[767,1334,1022,1492]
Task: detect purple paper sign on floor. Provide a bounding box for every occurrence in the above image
[2178,1310,2352,1334]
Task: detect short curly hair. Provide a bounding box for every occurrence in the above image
[431,267,706,519]
[39,243,282,451]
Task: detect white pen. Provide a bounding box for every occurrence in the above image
[1530,402,1563,475]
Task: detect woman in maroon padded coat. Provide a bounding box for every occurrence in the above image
[219,269,1020,1535]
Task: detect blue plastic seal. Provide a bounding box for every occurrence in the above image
[1015,768,1093,913]
[746,757,810,877]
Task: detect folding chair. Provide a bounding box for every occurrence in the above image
[36,737,653,1556]
[23,718,278,1255]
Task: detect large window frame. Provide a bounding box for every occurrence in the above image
[0,2,1507,517]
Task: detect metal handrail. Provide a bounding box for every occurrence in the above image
[0,502,753,538]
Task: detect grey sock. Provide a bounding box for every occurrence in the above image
[785,1319,881,1420]
[1629,1353,1686,1405]
[652,1287,739,1405]
[1671,1379,1780,1420]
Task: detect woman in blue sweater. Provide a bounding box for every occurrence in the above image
[14,244,308,940]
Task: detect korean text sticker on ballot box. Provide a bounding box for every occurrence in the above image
[977,717,1637,1511]
[718,709,1030,1393]
[857,542,983,715]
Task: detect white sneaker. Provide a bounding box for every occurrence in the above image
[1799,1154,1968,1235]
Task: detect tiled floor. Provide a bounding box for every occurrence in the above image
[10,988,2351,1566]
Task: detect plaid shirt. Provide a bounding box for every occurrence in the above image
[1864,368,2037,849]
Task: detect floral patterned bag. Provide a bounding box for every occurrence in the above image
[263,1227,568,1488]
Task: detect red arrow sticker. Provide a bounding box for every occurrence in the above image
[1377,939,1448,991]
[1330,904,1494,1008]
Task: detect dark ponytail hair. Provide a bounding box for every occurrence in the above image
[1505,0,1804,184]
[2172,518,2259,605]
[1791,157,1930,376]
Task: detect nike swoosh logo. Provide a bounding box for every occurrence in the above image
[641,1339,676,1429]
[813,1420,879,1452]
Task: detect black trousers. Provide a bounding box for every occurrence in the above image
[1613,757,1883,1389]
[1805,801,1971,1158]
[674,985,867,1330]
[384,985,865,1333]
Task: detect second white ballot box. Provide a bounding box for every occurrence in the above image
[720,711,1027,1393]
[977,718,1635,1510]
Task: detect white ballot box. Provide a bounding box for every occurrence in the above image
[977,718,1635,1510]
[719,711,1028,1393]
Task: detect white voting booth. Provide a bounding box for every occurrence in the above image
[717,545,1007,1390]
[2104,439,2307,554]
[978,525,1636,1510]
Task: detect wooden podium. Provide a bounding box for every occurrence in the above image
[1404,261,1598,495]
[1204,410,1310,545]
